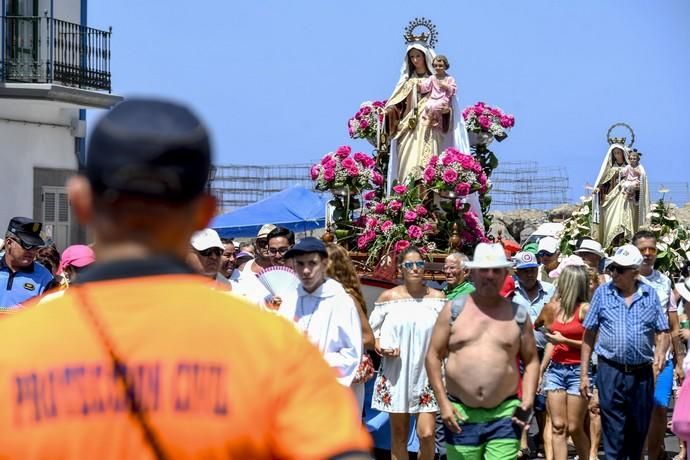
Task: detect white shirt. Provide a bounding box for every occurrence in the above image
[280,278,362,386]
[231,260,272,306]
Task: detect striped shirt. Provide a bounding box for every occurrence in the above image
[584,281,669,365]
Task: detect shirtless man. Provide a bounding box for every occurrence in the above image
[426,243,540,459]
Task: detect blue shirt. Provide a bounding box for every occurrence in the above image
[512,278,555,349]
[583,281,669,365]
[0,256,55,310]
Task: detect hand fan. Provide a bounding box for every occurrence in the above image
[256,266,299,296]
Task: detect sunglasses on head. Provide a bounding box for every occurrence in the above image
[402,260,425,270]
[197,247,222,257]
[608,264,633,274]
[9,237,41,251]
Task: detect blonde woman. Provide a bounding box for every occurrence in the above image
[326,244,375,412]
[536,265,591,460]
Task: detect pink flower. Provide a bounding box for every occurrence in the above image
[360,106,371,116]
[372,171,384,186]
[415,205,428,216]
[455,182,471,196]
[360,119,370,130]
[394,239,410,253]
[442,168,459,184]
[479,115,491,130]
[341,157,356,170]
[363,190,376,201]
[372,100,385,108]
[478,173,487,186]
[441,153,457,166]
[423,167,436,183]
[357,234,374,250]
[320,154,333,165]
[392,184,407,194]
[335,145,351,158]
[310,165,320,180]
[323,169,335,182]
[380,220,394,233]
[346,166,360,177]
[388,200,402,212]
[366,217,378,229]
[354,152,372,166]
[374,203,386,214]
[404,210,418,223]
[323,158,337,170]
[422,222,435,234]
[428,155,439,168]
[407,225,423,239]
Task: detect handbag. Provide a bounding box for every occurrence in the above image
[672,377,690,443]
[352,352,376,385]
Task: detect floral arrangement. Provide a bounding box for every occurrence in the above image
[462,102,515,140]
[422,147,488,196]
[356,184,437,266]
[310,145,382,193]
[348,100,386,143]
[557,197,593,255]
[647,199,689,280]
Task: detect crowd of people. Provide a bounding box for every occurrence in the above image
[1,98,689,460]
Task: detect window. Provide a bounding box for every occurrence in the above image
[42,186,70,250]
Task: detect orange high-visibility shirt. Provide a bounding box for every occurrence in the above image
[0,271,371,459]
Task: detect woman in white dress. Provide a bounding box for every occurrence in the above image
[370,246,447,460]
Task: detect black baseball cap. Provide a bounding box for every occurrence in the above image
[283,237,328,260]
[6,217,45,247]
[86,98,212,202]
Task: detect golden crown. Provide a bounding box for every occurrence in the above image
[403,17,438,48]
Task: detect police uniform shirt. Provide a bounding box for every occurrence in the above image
[0,256,55,309]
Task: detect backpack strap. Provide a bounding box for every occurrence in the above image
[511,301,528,331]
[449,295,469,326]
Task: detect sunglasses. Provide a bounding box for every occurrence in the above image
[197,247,222,257]
[8,237,41,251]
[608,264,633,274]
[402,261,425,270]
[268,247,291,256]
[537,251,555,258]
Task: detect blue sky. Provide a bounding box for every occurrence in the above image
[87,0,690,203]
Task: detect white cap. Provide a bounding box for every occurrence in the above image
[574,239,606,259]
[548,254,587,279]
[537,236,559,255]
[191,228,224,251]
[607,244,643,268]
[256,224,277,239]
[465,243,514,269]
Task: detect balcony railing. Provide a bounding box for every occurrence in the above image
[1,15,112,92]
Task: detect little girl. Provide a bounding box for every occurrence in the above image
[419,55,456,127]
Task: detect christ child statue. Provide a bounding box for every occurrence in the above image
[620,150,642,201]
[419,55,457,127]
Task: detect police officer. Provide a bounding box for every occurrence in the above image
[0,217,55,309]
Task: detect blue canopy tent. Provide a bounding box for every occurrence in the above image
[211,184,330,238]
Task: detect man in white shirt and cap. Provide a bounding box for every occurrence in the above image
[231,224,275,306]
[281,237,362,387]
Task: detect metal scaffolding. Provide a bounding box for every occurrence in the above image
[490,161,570,210]
[210,164,313,213]
[650,182,690,205]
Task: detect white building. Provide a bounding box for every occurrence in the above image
[0,0,120,249]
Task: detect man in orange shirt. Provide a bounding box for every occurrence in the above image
[0,99,371,460]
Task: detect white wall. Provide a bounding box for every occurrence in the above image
[0,100,78,231]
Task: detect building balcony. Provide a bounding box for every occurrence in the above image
[1,14,112,93]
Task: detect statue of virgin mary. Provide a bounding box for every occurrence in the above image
[591,143,649,247]
[383,30,470,190]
